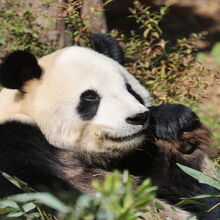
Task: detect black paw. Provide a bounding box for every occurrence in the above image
[149,104,201,141]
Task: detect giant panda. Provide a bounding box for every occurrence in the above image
[0,33,219,220]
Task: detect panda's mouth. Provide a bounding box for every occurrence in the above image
[104,130,145,142]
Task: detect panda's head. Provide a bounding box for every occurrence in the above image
[0,34,152,153]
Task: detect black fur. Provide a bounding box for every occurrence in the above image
[0,121,108,197]
[149,104,202,141]
[0,104,219,219]
[0,121,71,197]
[77,90,101,120]
[91,33,124,65]
[0,50,41,89]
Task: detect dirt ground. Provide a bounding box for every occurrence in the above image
[204,85,220,112]
[199,71,220,155]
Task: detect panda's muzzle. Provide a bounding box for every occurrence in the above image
[99,111,149,142]
[104,130,146,142]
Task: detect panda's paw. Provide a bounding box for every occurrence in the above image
[149,104,202,141]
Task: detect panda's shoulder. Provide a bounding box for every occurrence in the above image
[0,120,68,197]
[0,121,43,144]
[0,120,61,175]
[0,120,54,157]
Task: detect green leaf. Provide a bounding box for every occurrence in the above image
[143,29,151,38]
[134,195,154,208]
[177,163,220,190]
[0,172,33,192]
[23,202,36,213]
[0,200,18,209]
[8,192,71,213]
[190,194,220,199]
[176,198,207,208]
[7,211,24,217]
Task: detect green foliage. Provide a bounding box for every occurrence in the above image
[120,0,217,104]
[90,171,157,220]
[177,164,220,190]
[59,0,219,104]
[59,0,112,47]
[0,171,158,220]
[59,0,91,47]
[0,0,218,104]
[177,163,220,213]
[0,0,57,58]
[1,172,35,193]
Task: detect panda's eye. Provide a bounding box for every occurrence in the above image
[126,83,144,105]
[81,90,100,102]
[78,90,100,120]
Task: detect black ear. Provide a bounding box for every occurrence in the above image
[91,33,124,65]
[0,50,42,89]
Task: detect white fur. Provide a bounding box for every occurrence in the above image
[0,46,152,152]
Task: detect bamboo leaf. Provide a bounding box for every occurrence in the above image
[9,193,71,213]
[177,163,220,190]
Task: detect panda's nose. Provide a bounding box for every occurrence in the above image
[126,111,149,126]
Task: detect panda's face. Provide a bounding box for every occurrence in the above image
[22,46,151,153]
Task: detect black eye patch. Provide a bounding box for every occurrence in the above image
[77,90,101,120]
[126,83,144,105]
